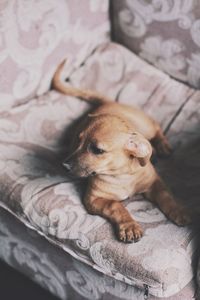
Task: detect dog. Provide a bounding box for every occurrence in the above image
[52,61,191,243]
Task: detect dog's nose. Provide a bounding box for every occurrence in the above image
[63,162,71,171]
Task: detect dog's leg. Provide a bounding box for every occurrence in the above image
[151,127,172,157]
[85,197,143,242]
[144,178,191,226]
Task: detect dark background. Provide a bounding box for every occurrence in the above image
[0,259,58,300]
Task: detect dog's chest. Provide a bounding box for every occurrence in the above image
[98,174,136,200]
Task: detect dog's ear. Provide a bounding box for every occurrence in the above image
[125,133,152,166]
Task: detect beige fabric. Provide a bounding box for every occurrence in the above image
[0,43,198,298]
[0,207,196,300]
[111,0,200,89]
[0,0,110,110]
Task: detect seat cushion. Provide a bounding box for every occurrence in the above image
[0,42,199,298]
[0,207,196,300]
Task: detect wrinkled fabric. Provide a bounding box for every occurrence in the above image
[111,0,200,89]
[0,208,196,300]
[0,0,110,110]
[0,42,199,298]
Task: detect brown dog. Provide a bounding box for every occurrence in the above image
[52,61,191,243]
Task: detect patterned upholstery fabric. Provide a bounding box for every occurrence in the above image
[0,42,199,298]
[0,0,110,110]
[111,0,200,89]
[0,208,196,300]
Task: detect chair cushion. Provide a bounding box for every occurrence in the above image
[0,207,196,300]
[0,42,199,298]
[111,0,200,89]
[0,0,110,111]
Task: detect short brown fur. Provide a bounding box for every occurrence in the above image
[52,61,191,243]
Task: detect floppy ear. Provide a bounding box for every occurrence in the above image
[125,133,152,166]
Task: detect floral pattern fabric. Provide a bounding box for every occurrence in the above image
[111,0,200,89]
[0,42,199,298]
[0,207,196,300]
[0,0,110,111]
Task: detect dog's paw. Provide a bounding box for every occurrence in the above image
[118,221,143,243]
[168,206,192,226]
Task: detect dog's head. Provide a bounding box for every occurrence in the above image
[63,114,152,177]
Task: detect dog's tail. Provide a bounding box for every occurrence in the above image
[52,60,111,105]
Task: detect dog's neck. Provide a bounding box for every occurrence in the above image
[88,171,141,201]
[87,163,155,201]
[97,173,135,183]
[88,174,133,200]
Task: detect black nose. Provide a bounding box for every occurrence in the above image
[91,171,96,176]
[63,162,71,171]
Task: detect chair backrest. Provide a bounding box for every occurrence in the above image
[111,0,200,89]
[0,0,110,111]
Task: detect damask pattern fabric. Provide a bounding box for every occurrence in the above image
[0,208,196,300]
[111,0,200,89]
[0,0,110,111]
[0,42,199,298]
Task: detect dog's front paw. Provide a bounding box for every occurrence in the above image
[118,221,143,243]
[168,206,191,226]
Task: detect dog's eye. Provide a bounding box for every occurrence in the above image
[88,143,105,155]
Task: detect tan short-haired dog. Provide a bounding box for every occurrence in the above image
[52,61,191,243]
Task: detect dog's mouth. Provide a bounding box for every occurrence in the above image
[63,162,97,178]
[78,169,97,178]
[74,169,97,178]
